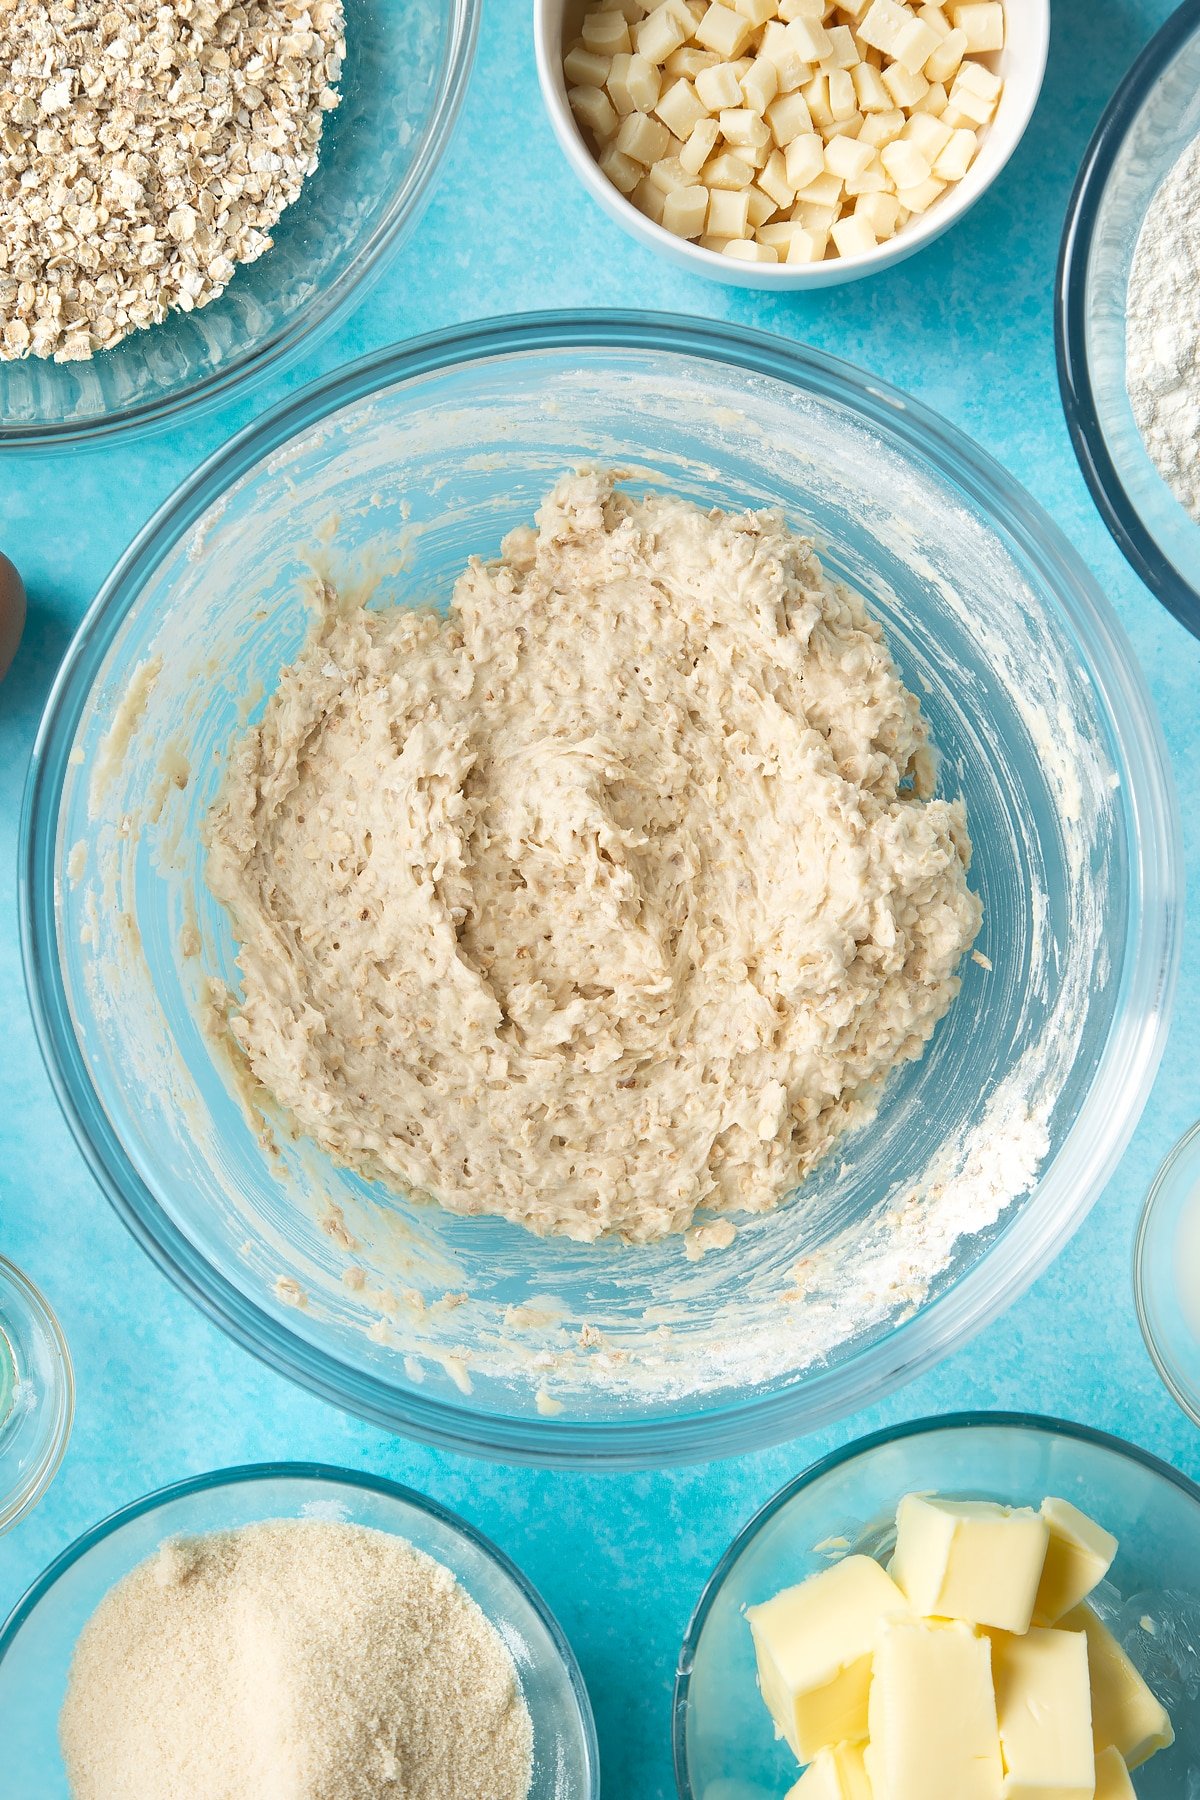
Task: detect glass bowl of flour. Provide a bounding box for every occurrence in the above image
[0,1462,598,1798]
[20,313,1180,1466]
[1057,0,1200,640]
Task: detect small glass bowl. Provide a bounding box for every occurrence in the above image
[1056,0,1200,639]
[0,1256,73,1534]
[0,0,479,446]
[1135,1121,1200,1428]
[674,1413,1200,1799]
[0,1461,598,1798]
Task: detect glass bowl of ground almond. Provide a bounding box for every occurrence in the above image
[0,0,479,444]
[1057,0,1200,640]
[20,312,1180,1467]
[0,1462,598,1799]
[675,1414,1200,1799]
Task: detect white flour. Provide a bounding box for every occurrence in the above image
[1127,132,1200,523]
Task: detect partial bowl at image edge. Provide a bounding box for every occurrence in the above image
[1056,0,1200,639]
[19,311,1183,1469]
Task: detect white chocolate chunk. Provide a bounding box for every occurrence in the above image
[569,84,620,140]
[857,0,913,55]
[720,105,771,145]
[656,76,708,135]
[894,173,946,211]
[647,152,693,193]
[867,1618,1003,1800]
[614,109,673,162]
[931,124,976,178]
[1093,1747,1136,1800]
[758,145,796,205]
[859,107,906,146]
[664,43,719,75]
[826,67,857,118]
[631,173,667,220]
[722,236,778,259]
[1033,1499,1118,1627]
[787,15,832,59]
[894,16,941,73]
[881,136,931,189]
[607,51,663,114]
[992,1627,1095,1800]
[901,111,953,160]
[766,88,815,144]
[1060,1606,1174,1770]
[891,1496,1050,1635]
[741,53,780,111]
[732,0,776,22]
[679,115,721,170]
[794,168,843,207]
[694,1,754,56]
[636,1,692,62]
[706,184,751,233]
[825,132,875,178]
[786,1740,873,1798]
[662,182,709,233]
[853,60,891,111]
[855,188,904,235]
[821,23,858,69]
[925,24,968,81]
[761,19,814,88]
[747,1555,910,1762]
[598,144,643,191]
[950,0,1004,51]
[830,212,876,256]
[913,79,949,116]
[882,60,929,108]
[696,58,745,107]
[583,10,632,54]
[564,43,613,87]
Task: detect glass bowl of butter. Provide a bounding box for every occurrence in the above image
[675,1412,1200,1799]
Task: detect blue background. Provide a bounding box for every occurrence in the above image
[2,2,1198,1794]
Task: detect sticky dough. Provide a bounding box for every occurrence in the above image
[207,470,981,1243]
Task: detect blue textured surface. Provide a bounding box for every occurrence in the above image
[2,3,1199,1795]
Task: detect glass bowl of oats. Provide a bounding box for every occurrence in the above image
[0,0,479,445]
[20,314,1180,1467]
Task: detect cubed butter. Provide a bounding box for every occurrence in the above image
[1033,1500,1118,1627]
[787,1740,874,1799]
[1093,1746,1136,1799]
[747,1554,910,1762]
[1061,1606,1174,1771]
[866,1617,1003,1800]
[891,1495,1050,1634]
[992,1626,1094,1799]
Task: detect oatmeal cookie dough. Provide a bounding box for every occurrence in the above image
[207,471,981,1243]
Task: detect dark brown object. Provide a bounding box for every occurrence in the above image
[0,552,25,681]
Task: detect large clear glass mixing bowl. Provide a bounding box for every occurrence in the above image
[20,313,1181,1466]
[0,0,479,445]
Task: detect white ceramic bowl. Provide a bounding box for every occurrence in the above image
[534,0,1049,288]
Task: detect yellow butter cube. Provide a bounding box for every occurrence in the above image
[891,1495,1050,1634]
[866,1617,1003,1800]
[747,1555,910,1763]
[992,1626,1094,1799]
[787,1740,873,1799]
[1093,1746,1136,1798]
[1061,1605,1174,1770]
[1033,1499,1117,1626]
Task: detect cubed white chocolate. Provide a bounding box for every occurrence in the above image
[679,114,721,170]
[857,0,913,56]
[766,88,815,144]
[824,131,875,178]
[583,10,632,55]
[662,181,709,234]
[694,1,754,57]
[598,143,643,191]
[705,183,751,233]
[722,237,779,261]
[882,60,929,109]
[741,54,780,113]
[925,24,968,81]
[830,212,877,257]
[950,0,1004,52]
[931,123,976,178]
[636,0,693,63]
[758,146,796,206]
[656,76,708,136]
[564,43,613,88]
[569,84,620,141]
[695,58,745,108]
[614,108,673,161]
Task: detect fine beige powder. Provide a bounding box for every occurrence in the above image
[59,1519,534,1800]
[207,469,980,1243]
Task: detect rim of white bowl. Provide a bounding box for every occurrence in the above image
[533,0,1049,287]
[20,312,1182,1469]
